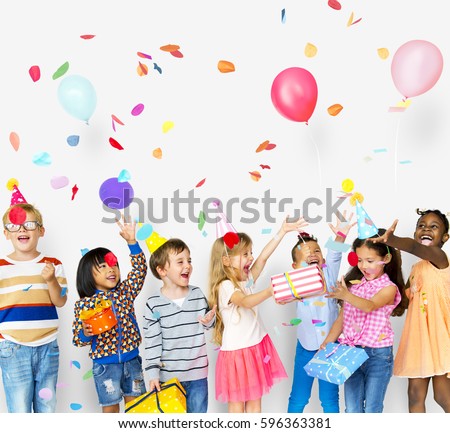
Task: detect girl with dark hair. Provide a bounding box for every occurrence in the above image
[321,229,406,413]
[375,209,450,412]
[72,218,148,413]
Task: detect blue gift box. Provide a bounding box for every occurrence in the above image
[303,343,369,385]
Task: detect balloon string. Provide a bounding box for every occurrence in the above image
[306,126,322,187]
[394,117,401,193]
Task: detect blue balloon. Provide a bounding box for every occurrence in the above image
[57,75,97,123]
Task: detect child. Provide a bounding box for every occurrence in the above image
[375,209,450,412]
[0,202,67,413]
[208,216,308,413]
[286,212,356,413]
[322,229,407,413]
[72,217,147,413]
[143,238,216,413]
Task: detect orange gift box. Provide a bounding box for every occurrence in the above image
[80,300,117,335]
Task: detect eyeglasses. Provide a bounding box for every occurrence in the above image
[4,221,42,232]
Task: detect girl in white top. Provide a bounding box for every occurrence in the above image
[208,217,307,413]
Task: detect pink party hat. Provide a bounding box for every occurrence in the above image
[6,178,27,205]
[355,199,378,239]
[212,200,240,248]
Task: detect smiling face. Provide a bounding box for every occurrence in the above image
[158,248,192,288]
[356,244,389,281]
[92,261,121,292]
[229,244,254,281]
[415,213,449,247]
[3,210,45,260]
[292,240,324,269]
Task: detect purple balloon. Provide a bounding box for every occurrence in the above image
[99,177,134,209]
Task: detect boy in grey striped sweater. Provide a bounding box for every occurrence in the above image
[143,238,216,412]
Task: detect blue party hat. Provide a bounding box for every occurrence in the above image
[355,200,378,239]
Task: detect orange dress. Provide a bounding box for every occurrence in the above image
[394,259,450,378]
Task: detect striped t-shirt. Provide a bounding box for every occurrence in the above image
[0,254,67,346]
[143,285,214,382]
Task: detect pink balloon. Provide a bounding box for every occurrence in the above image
[271,67,318,123]
[391,40,443,98]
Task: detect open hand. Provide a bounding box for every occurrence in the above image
[281,215,308,234]
[325,277,349,301]
[329,210,356,238]
[41,261,56,283]
[198,305,217,325]
[116,214,137,244]
[372,219,398,244]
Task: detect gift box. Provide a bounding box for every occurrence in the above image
[125,378,186,413]
[80,300,117,335]
[271,264,325,302]
[303,342,369,385]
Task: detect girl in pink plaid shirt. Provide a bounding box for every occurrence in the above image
[322,229,407,412]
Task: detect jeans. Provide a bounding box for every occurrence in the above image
[92,356,146,407]
[180,378,208,413]
[0,339,59,413]
[287,341,339,413]
[344,346,393,413]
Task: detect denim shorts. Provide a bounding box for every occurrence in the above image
[92,356,146,407]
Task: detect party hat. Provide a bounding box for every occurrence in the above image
[212,200,240,248]
[6,178,27,205]
[144,230,167,254]
[355,200,378,239]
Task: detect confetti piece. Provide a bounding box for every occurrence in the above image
[9,132,20,151]
[162,121,174,133]
[23,285,32,292]
[170,50,183,58]
[38,388,53,400]
[363,156,373,163]
[349,192,364,206]
[70,403,82,411]
[153,63,162,74]
[52,61,69,80]
[71,360,81,369]
[349,279,361,285]
[256,140,276,152]
[324,237,351,253]
[327,104,343,116]
[198,211,206,231]
[274,326,280,336]
[118,169,131,183]
[314,321,326,327]
[152,311,161,320]
[249,171,261,182]
[82,369,93,380]
[131,103,144,116]
[321,263,327,269]
[260,164,271,170]
[136,223,153,240]
[263,355,271,364]
[313,301,326,307]
[304,43,318,58]
[61,287,67,297]
[377,48,389,60]
[261,228,272,234]
[328,0,341,10]
[281,8,286,24]
[137,51,152,60]
[290,318,302,326]
[378,333,386,341]
[81,248,89,256]
[152,148,162,159]
[50,176,69,189]
[217,60,235,73]
[388,106,406,113]
[9,206,26,224]
[32,151,52,166]
[160,44,180,52]
[104,252,118,267]
[195,178,206,188]
[397,99,412,108]
[71,184,79,200]
[80,34,95,39]
[347,12,362,27]
[202,231,208,237]
[112,114,125,125]
[67,135,79,147]
[300,261,308,268]
[282,322,294,327]
[373,148,388,153]
[341,178,354,193]
[399,160,412,164]
[109,137,124,150]
[348,251,358,266]
[29,65,41,82]
[137,61,148,76]
[312,319,323,324]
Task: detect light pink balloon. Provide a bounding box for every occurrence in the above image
[391,40,443,98]
[271,67,318,123]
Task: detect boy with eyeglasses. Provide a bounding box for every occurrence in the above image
[0,202,67,412]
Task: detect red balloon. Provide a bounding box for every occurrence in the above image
[271,67,318,123]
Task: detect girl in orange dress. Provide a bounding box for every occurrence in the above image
[376,209,450,412]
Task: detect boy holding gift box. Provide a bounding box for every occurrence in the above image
[143,237,216,413]
[284,211,356,413]
[72,217,148,413]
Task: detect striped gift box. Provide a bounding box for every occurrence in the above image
[271,264,325,302]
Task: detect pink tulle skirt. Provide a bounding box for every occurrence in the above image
[215,334,288,403]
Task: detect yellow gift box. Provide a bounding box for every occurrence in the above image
[125,378,186,413]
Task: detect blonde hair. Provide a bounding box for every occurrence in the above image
[2,203,43,226]
[207,232,252,346]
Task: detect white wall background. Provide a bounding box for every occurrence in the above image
[0,0,449,413]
